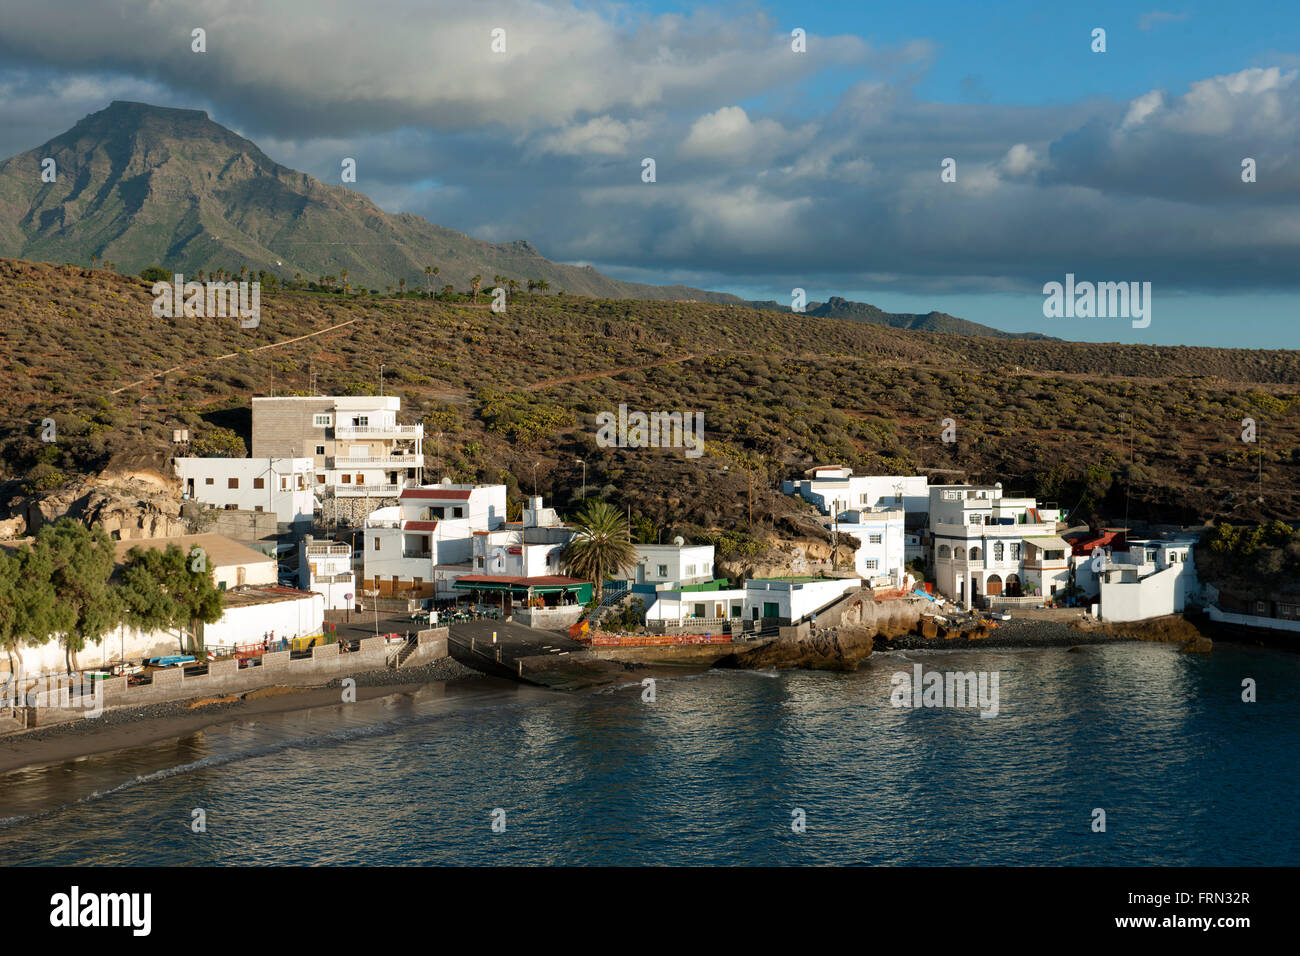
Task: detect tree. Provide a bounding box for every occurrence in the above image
[0,544,60,681]
[441,284,454,299]
[537,279,550,293]
[37,520,121,674]
[119,545,223,654]
[140,266,169,283]
[470,274,482,302]
[399,277,407,295]
[341,269,349,293]
[559,499,638,602]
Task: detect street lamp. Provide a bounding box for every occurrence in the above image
[577,459,586,500]
[379,363,385,396]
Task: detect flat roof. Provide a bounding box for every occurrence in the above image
[221,586,317,608]
[114,533,274,568]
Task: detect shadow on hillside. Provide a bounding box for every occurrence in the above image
[200,407,251,444]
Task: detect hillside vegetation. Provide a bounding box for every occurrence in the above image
[1,257,1297,547]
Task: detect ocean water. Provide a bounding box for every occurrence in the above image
[1,642,1297,866]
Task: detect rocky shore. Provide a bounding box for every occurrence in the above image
[877,616,1135,651]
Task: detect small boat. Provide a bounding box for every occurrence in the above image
[146,655,196,668]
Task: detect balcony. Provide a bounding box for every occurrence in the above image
[335,483,401,497]
[335,424,423,440]
[326,454,422,467]
[402,550,433,560]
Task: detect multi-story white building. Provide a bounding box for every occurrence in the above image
[252,396,424,498]
[929,484,1066,606]
[363,482,508,599]
[298,536,356,611]
[174,457,315,531]
[628,543,716,587]
[784,467,929,520]
[471,497,574,578]
[836,507,906,587]
[1096,537,1200,622]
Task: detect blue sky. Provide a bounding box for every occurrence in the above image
[1,0,1298,348]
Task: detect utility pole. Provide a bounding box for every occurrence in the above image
[747,469,753,532]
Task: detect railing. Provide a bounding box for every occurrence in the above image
[335,424,423,439]
[335,483,401,496]
[327,454,421,466]
[401,550,433,559]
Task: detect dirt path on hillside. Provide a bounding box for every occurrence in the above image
[109,317,363,394]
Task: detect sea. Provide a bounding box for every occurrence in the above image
[1,641,1297,866]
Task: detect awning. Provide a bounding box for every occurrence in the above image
[1024,536,1070,550]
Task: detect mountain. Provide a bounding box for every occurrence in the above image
[0,101,740,301]
[0,101,1045,336]
[746,296,1056,340]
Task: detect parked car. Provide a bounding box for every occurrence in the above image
[990,609,1012,621]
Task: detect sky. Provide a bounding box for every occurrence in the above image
[0,0,1298,348]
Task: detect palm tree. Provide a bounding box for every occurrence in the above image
[527,279,537,295]
[424,265,433,293]
[538,279,550,294]
[507,278,519,295]
[341,269,349,293]
[559,499,638,603]
[441,284,454,299]
[470,274,482,302]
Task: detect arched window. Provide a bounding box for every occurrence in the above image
[954,547,965,560]
[993,541,1005,562]
[970,547,982,561]
[938,545,951,559]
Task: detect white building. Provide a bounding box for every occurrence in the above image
[628,543,716,587]
[298,536,356,611]
[929,484,1065,606]
[252,395,424,498]
[784,467,929,520]
[1097,537,1200,622]
[645,586,748,625]
[836,507,906,587]
[113,533,276,591]
[363,481,508,599]
[744,577,863,625]
[174,457,315,530]
[472,497,574,579]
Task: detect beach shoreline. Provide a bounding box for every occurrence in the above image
[0,658,488,776]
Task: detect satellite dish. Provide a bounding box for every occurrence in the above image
[673,535,685,546]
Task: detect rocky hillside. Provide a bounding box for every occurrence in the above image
[0,257,1297,554]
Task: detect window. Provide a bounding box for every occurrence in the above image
[693,603,707,618]
[1045,549,1065,561]
[315,445,325,455]
[938,545,951,558]
[993,542,1004,561]
[685,564,697,576]
[313,414,332,427]
[476,557,484,568]
[373,538,381,550]
[869,534,882,544]
[353,416,369,427]
[228,478,239,489]
[1010,543,1021,560]
[970,547,981,561]
[341,474,352,484]
[253,477,265,489]
[955,548,965,559]
[205,477,214,485]
[865,559,879,570]
[453,507,464,518]
[316,474,325,484]
[254,505,264,512]
[280,477,288,490]
[657,565,668,577]
[860,493,869,504]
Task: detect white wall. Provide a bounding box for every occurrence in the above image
[175,457,315,526]
[205,594,325,649]
[1100,564,1183,622]
[646,588,747,622]
[744,578,862,622]
[632,544,715,585]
